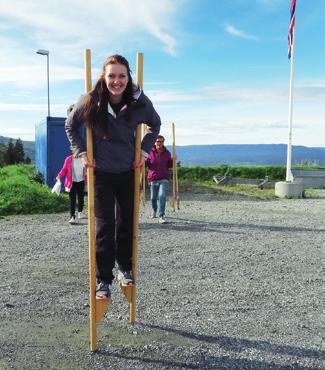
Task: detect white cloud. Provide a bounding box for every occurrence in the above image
[225,24,259,41]
[0,103,68,112]
[148,83,325,106]
[0,65,87,88]
[0,0,179,60]
[148,89,203,103]
[0,0,181,91]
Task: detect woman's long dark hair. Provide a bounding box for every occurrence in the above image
[83,55,135,134]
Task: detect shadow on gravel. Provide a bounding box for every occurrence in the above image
[140,221,238,234]
[95,350,314,370]
[138,323,324,361]
[95,351,200,370]
[142,217,325,234]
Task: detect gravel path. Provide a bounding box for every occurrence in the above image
[0,191,324,370]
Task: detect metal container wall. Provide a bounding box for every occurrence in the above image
[35,117,71,187]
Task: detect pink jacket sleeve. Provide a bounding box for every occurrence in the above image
[57,156,70,178]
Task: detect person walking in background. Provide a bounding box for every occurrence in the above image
[65,54,161,299]
[56,154,86,224]
[146,135,173,224]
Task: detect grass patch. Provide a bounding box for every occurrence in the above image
[179,180,277,200]
[178,165,286,182]
[303,188,324,198]
[0,164,70,216]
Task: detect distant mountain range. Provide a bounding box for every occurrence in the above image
[1,136,324,166]
[166,144,325,166]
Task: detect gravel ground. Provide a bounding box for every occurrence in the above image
[0,191,324,370]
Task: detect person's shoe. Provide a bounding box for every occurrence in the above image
[151,211,157,218]
[96,281,111,299]
[77,212,83,219]
[117,270,134,287]
[68,216,76,224]
[159,216,167,224]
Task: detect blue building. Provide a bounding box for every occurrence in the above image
[35,117,72,187]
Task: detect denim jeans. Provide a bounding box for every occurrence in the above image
[150,180,169,217]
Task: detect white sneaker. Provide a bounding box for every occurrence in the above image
[96,282,111,299]
[159,216,167,224]
[77,212,83,219]
[151,211,157,219]
[117,270,134,287]
[68,216,76,224]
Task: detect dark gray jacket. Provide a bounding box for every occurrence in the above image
[65,87,161,174]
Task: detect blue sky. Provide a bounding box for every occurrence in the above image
[0,0,324,146]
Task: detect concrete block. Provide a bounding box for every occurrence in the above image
[275,181,304,198]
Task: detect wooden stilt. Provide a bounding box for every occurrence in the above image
[85,49,109,352]
[172,122,180,210]
[139,124,147,205]
[119,52,143,324]
[95,298,109,323]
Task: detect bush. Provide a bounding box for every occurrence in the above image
[0,164,69,216]
[29,171,44,184]
[178,165,286,182]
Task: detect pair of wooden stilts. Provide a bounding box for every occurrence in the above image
[84,50,180,351]
[84,49,143,351]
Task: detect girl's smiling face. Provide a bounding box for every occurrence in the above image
[104,63,129,103]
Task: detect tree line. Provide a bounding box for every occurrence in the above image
[0,138,31,167]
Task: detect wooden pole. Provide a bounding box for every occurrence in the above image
[130,52,143,323]
[172,123,180,210]
[172,125,175,211]
[85,48,97,352]
[140,124,147,205]
[85,49,108,352]
[120,52,143,322]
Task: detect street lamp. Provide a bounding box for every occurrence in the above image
[36,49,50,117]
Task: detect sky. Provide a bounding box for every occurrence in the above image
[0,0,324,147]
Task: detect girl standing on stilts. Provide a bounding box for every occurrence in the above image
[65,55,160,299]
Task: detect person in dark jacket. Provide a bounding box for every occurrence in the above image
[146,135,173,224]
[65,54,161,299]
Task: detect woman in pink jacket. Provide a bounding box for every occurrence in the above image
[56,154,86,224]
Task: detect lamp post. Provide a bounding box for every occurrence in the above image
[36,49,50,117]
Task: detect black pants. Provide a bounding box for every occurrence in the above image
[94,170,134,283]
[69,181,85,217]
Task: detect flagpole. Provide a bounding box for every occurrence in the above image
[286,1,296,182]
[274,0,303,198]
[286,26,295,182]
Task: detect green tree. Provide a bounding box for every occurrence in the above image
[4,139,16,165]
[0,142,6,167]
[13,138,25,163]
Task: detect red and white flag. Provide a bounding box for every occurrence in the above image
[288,0,296,59]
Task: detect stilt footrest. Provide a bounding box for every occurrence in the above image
[95,297,109,323]
[119,283,135,303]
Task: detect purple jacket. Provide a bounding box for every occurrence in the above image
[146,147,172,182]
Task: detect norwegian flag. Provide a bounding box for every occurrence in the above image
[288,0,296,59]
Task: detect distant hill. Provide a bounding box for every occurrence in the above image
[0,136,35,161]
[165,144,325,166]
[1,137,324,166]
